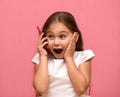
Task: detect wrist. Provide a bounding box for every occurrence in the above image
[40,54,48,58]
[40,55,48,62]
[41,55,48,59]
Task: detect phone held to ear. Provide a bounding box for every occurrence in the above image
[37,26,51,53]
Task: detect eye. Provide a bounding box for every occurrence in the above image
[47,35,54,40]
[59,35,66,39]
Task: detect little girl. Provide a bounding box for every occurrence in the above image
[32,11,95,97]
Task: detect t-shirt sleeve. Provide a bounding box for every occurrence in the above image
[78,50,95,65]
[32,53,40,64]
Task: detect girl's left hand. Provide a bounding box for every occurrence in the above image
[64,32,78,59]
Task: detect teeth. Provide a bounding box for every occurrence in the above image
[53,49,63,54]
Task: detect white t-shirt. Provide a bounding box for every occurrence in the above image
[32,50,95,97]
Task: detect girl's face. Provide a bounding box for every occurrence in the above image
[46,22,73,59]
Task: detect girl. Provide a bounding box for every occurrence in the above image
[32,11,95,97]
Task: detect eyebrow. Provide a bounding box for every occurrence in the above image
[60,31,68,33]
[46,31,52,34]
[46,31,68,34]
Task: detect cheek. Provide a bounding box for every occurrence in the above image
[47,40,53,48]
[63,39,71,48]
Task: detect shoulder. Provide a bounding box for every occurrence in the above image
[74,49,95,65]
[74,49,95,57]
[31,53,53,64]
[32,53,40,64]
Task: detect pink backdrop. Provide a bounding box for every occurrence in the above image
[0,0,120,97]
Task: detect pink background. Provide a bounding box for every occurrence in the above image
[0,0,120,97]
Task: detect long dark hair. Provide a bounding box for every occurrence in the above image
[42,11,83,51]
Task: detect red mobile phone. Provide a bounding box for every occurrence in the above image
[37,26,51,53]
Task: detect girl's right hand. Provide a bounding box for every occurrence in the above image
[37,32,48,56]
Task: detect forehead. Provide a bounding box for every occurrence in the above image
[47,22,71,33]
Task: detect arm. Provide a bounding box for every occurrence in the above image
[33,32,49,94]
[64,33,91,94]
[33,55,49,94]
[65,57,91,95]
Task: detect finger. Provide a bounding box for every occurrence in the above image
[72,32,78,43]
[41,41,48,48]
[38,36,47,45]
[68,33,77,49]
[37,41,48,50]
[38,32,44,41]
[41,37,47,44]
[66,38,73,50]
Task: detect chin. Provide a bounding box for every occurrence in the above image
[53,54,64,59]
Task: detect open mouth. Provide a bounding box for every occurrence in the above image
[53,49,63,54]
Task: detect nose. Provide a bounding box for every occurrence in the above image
[54,38,60,46]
